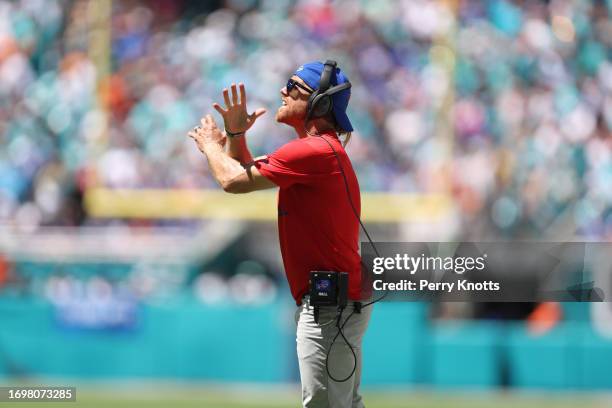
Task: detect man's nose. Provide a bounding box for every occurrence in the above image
[280,87,288,96]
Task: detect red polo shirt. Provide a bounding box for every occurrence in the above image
[255,133,363,304]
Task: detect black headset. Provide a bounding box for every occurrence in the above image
[305,60,352,124]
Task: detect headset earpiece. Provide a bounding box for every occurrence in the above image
[309,93,333,117]
[307,60,337,121]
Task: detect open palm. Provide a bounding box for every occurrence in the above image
[213,83,266,134]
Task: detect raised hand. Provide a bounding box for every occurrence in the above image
[188,115,226,152]
[213,83,266,134]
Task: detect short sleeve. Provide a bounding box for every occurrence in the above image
[255,139,333,188]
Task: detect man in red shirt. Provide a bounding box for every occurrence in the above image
[189,61,371,408]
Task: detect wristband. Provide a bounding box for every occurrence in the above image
[225,128,246,138]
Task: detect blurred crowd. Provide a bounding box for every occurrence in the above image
[0,0,611,238]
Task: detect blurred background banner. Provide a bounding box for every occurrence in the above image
[1,0,612,406]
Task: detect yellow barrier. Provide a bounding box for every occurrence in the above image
[84,188,452,222]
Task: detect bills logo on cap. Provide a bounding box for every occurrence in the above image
[296,66,304,72]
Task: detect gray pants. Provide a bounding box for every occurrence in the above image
[295,299,372,408]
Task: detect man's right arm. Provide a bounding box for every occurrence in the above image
[226,134,254,166]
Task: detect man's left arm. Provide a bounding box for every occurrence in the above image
[188,115,276,194]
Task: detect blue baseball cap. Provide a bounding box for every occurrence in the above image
[294,61,354,132]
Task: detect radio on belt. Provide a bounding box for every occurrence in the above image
[309,271,348,323]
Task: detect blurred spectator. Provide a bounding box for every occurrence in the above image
[0,254,9,288]
[0,0,609,239]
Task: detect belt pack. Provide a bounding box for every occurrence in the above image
[308,271,361,323]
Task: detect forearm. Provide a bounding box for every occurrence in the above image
[202,143,245,191]
[226,134,254,165]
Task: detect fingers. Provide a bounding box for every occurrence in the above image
[248,108,267,122]
[200,114,217,127]
[220,83,247,108]
[187,129,201,141]
[252,108,266,119]
[212,103,227,115]
[189,115,214,138]
[231,83,239,105]
[223,88,231,108]
[239,83,246,105]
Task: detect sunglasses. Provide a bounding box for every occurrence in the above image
[286,78,314,94]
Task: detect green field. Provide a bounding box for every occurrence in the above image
[3,384,611,408]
